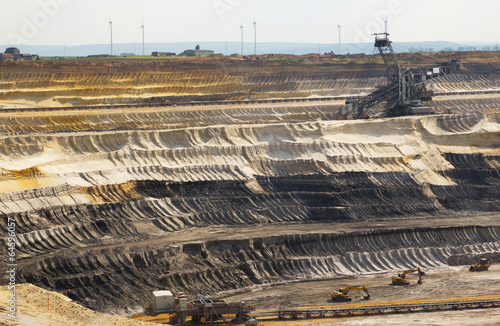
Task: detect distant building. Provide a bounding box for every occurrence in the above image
[152,51,176,57]
[19,53,38,61]
[0,53,15,61]
[179,44,214,57]
[0,47,39,61]
[5,47,20,55]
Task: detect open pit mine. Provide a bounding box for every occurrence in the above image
[0,46,500,325]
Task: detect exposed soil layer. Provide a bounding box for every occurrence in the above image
[15,222,500,313]
[1,110,498,313]
[0,54,498,107]
[0,58,499,321]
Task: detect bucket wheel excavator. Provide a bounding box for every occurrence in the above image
[345,33,460,119]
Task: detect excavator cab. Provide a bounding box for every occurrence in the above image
[392,275,410,285]
[374,33,391,47]
[331,290,351,302]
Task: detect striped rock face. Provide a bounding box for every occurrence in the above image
[0,59,499,313]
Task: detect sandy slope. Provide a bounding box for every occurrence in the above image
[0,284,156,326]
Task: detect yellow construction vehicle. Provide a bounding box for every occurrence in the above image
[331,286,371,302]
[469,258,491,272]
[392,267,425,285]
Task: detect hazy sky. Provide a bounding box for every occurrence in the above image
[1,0,499,46]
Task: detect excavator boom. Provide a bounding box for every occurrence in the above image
[374,33,400,84]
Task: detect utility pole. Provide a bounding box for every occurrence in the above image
[140,20,145,56]
[253,20,257,55]
[141,23,145,56]
[240,24,244,55]
[109,18,113,56]
[338,24,341,55]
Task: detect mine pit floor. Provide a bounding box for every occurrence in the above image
[131,267,500,325]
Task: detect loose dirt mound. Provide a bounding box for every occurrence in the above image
[0,284,155,325]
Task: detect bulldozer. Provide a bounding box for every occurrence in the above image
[469,258,491,272]
[392,267,425,285]
[331,286,371,302]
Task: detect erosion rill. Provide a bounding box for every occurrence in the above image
[0,56,499,316]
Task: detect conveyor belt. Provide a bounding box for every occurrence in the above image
[246,297,500,320]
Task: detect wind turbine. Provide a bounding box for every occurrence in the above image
[109,17,113,56]
[240,23,244,55]
[253,19,257,55]
[338,24,341,55]
[139,19,145,56]
[383,15,389,34]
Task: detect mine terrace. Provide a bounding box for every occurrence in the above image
[0,40,499,326]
